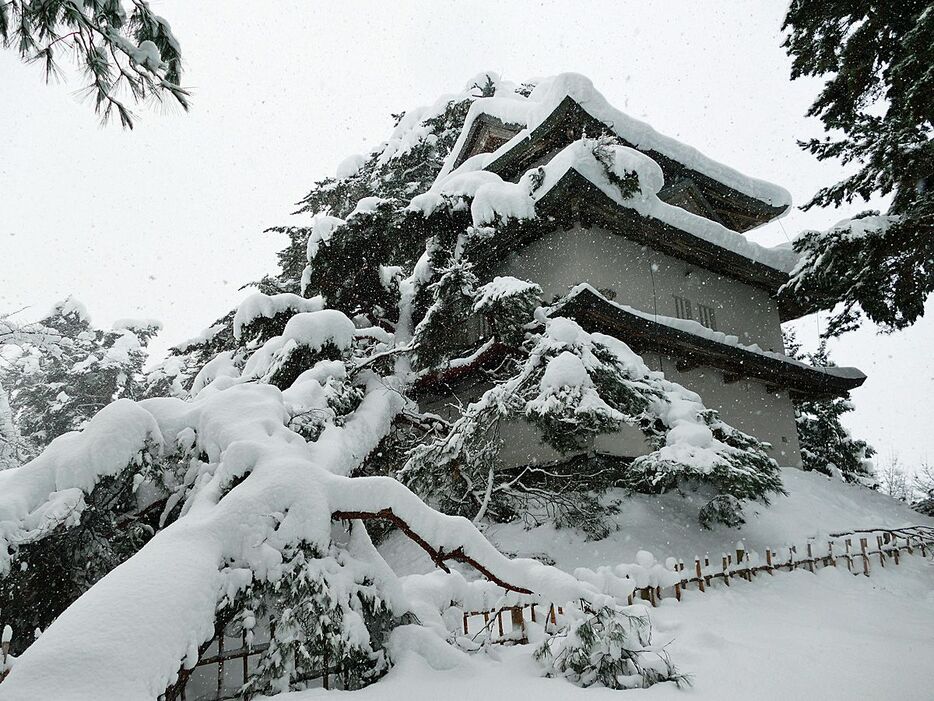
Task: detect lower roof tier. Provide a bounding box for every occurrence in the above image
[554,285,866,401]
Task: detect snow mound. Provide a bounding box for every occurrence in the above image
[306,214,345,261]
[336,153,366,179]
[233,292,325,339]
[281,310,356,352]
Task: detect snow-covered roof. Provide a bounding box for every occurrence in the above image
[438,73,791,231]
[554,285,865,400]
[410,138,800,303]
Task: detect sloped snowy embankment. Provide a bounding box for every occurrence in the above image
[273,556,934,701]
[336,474,934,700]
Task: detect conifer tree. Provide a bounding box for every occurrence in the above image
[781,2,933,335]
[1,298,160,449]
[784,331,876,484]
[404,313,782,531]
[240,541,394,697]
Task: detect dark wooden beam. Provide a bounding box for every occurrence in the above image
[676,358,702,373]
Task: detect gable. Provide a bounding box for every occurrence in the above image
[452,114,522,170]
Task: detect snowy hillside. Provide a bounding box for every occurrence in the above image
[272,556,934,701]
[356,474,934,700]
[383,468,933,576]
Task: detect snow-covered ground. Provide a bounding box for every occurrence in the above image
[356,469,934,700]
[274,555,934,700]
[384,468,932,575]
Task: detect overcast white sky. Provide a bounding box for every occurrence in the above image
[2,1,932,467]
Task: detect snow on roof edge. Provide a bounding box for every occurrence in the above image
[420,138,799,275]
[560,284,866,383]
[438,73,792,210]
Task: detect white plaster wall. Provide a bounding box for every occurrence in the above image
[498,225,785,352]
[492,224,803,467]
[645,353,802,467]
[496,418,651,469]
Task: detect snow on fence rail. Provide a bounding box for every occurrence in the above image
[457,525,934,640]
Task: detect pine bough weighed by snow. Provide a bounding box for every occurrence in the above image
[535,604,688,690]
[0,73,788,698]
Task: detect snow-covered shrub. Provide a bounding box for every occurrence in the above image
[534,604,687,690]
[698,494,745,529]
[239,542,396,696]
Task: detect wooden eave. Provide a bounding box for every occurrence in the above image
[469,96,789,232]
[555,287,866,401]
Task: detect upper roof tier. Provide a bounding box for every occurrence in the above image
[439,73,792,233]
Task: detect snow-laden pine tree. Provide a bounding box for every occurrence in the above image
[0,73,797,697]
[0,299,165,640]
[0,381,28,470]
[780,2,933,336]
[1,298,160,450]
[783,331,876,485]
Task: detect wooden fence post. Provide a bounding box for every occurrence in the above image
[827,541,836,567]
[722,555,730,586]
[695,558,705,593]
[876,535,886,567]
[1,629,9,683]
[845,539,853,573]
[859,537,870,576]
[789,545,797,571]
[216,632,225,698]
[806,543,815,572]
[765,548,774,575]
[704,556,711,587]
[510,607,527,643]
